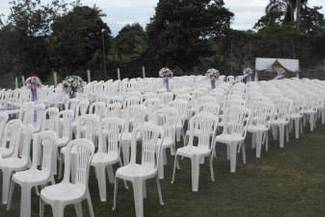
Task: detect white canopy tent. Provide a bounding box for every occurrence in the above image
[255,58,300,80]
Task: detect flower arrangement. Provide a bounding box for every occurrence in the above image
[159,67,174,78]
[243,67,253,76]
[243,67,253,83]
[25,76,42,90]
[62,75,84,98]
[25,76,42,102]
[206,68,220,80]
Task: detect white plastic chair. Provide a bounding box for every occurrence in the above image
[91,117,125,202]
[0,119,23,158]
[157,107,178,179]
[113,123,164,217]
[214,106,250,173]
[40,139,95,217]
[7,131,57,217]
[0,125,33,204]
[171,112,219,191]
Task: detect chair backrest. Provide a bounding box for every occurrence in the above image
[75,100,90,118]
[272,97,292,121]
[42,107,59,134]
[158,107,178,141]
[248,100,274,128]
[123,96,141,110]
[158,92,174,105]
[98,117,124,154]
[126,105,147,129]
[65,98,79,114]
[31,131,57,173]
[89,101,106,119]
[63,139,95,189]
[107,102,122,117]
[76,114,99,144]
[187,112,219,149]
[199,102,220,116]
[222,105,250,139]
[16,125,33,159]
[0,112,8,139]
[170,99,191,122]
[59,110,74,141]
[1,119,23,154]
[130,123,163,170]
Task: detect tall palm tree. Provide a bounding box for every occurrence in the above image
[265,0,307,27]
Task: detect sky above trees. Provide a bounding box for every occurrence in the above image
[0,0,324,35]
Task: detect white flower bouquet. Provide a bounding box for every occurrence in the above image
[206,68,220,80]
[62,75,84,94]
[25,76,42,90]
[159,67,174,78]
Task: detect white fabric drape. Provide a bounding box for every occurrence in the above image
[255,58,300,72]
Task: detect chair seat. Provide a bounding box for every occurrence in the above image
[116,164,157,180]
[0,157,28,169]
[290,114,303,119]
[247,125,269,133]
[215,133,243,144]
[13,169,50,185]
[270,119,289,125]
[176,146,210,157]
[57,137,69,147]
[0,148,13,158]
[91,152,119,165]
[41,183,85,203]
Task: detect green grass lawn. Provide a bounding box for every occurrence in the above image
[1,125,325,217]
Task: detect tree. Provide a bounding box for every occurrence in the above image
[146,0,233,72]
[2,0,67,81]
[50,5,111,76]
[109,23,148,65]
[255,0,324,33]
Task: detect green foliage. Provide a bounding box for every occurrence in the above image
[109,23,147,65]
[146,0,234,71]
[50,5,111,74]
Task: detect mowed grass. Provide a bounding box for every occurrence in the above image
[1,125,325,217]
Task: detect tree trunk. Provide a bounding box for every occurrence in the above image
[296,0,301,29]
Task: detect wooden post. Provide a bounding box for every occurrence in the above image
[53,71,58,86]
[142,66,146,78]
[117,68,121,80]
[21,75,25,86]
[15,77,18,89]
[87,69,91,83]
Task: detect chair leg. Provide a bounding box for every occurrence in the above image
[39,198,45,217]
[241,143,246,164]
[107,165,115,184]
[295,117,300,139]
[94,165,107,202]
[122,140,130,165]
[229,143,238,173]
[7,181,15,211]
[279,124,285,148]
[156,177,164,206]
[20,185,32,217]
[209,154,215,182]
[158,147,165,179]
[143,181,147,199]
[86,190,95,217]
[132,179,144,217]
[2,169,12,204]
[255,132,263,159]
[171,154,178,184]
[74,202,83,217]
[51,204,64,217]
[112,177,119,210]
[119,160,128,189]
[191,155,200,192]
